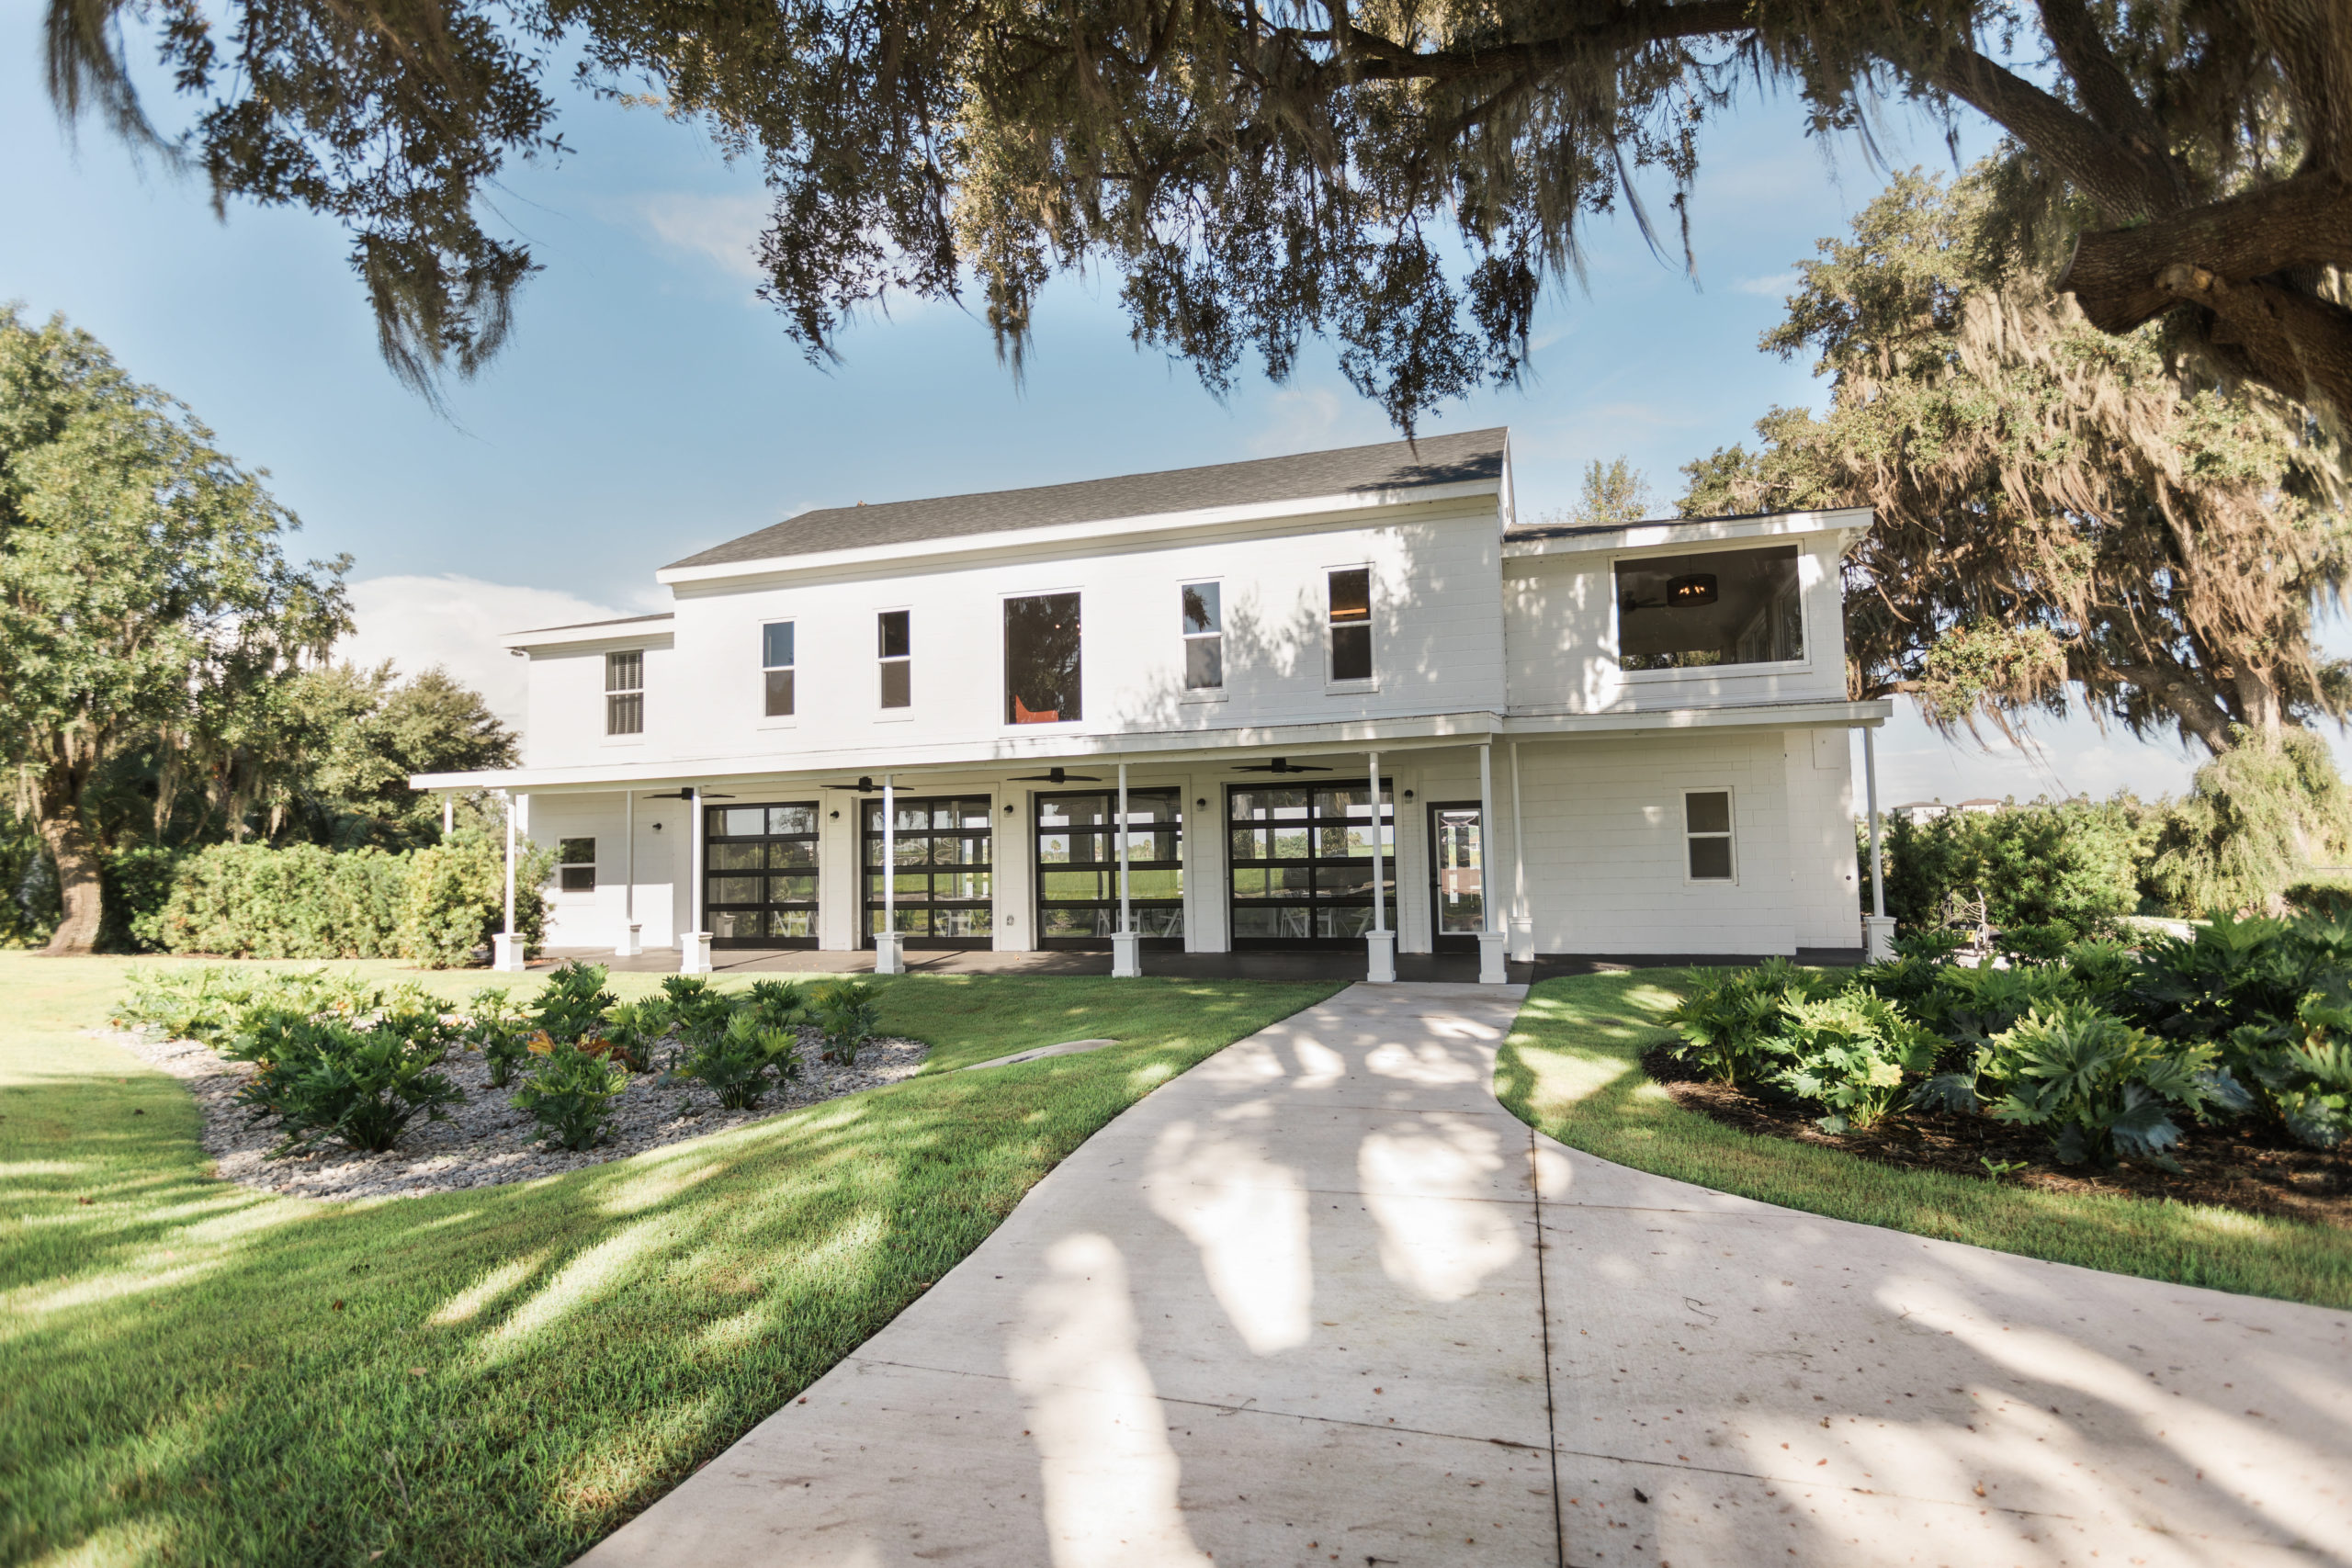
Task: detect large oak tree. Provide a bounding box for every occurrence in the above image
[41,0,2352,430]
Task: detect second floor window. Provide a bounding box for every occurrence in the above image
[1328,567,1373,682]
[1617,545,1803,671]
[605,649,644,735]
[762,621,795,716]
[1005,592,1082,724]
[878,610,911,708]
[1182,581,1222,689]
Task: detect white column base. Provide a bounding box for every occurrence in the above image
[616,922,642,959]
[1508,915,1535,964]
[680,931,713,975]
[1864,915,1898,963]
[873,932,906,976]
[1110,931,1142,978]
[1365,931,1396,984]
[490,933,526,974]
[1476,931,1509,985]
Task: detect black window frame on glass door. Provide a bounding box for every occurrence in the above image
[863,795,994,947]
[1227,782,1394,948]
[1035,787,1184,948]
[705,803,820,947]
[1426,802,1487,953]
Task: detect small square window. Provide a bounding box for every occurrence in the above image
[1684,790,1735,881]
[557,837,595,893]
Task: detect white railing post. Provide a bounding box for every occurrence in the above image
[1366,750,1395,983]
[617,789,641,957]
[492,791,525,972]
[1111,761,1140,976]
[1863,727,1895,960]
[876,774,905,974]
[1476,743,1506,984]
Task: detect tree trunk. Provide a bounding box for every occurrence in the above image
[37,810,104,955]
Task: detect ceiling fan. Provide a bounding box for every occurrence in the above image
[1008,766,1102,784]
[645,789,733,800]
[1233,757,1332,774]
[821,776,882,793]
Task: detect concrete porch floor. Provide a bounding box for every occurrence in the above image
[541,946,1866,983]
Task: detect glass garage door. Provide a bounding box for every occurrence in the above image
[1227,783,1395,948]
[863,795,994,947]
[1035,788,1184,948]
[706,803,820,947]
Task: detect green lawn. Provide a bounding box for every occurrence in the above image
[1496,969,2352,1310]
[0,953,1341,1568]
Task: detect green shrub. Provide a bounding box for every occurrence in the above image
[399,826,552,968]
[818,980,881,1066]
[2126,914,2308,1042]
[657,974,736,1040]
[1874,798,2145,934]
[534,960,617,1045]
[512,1039,628,1151]
[460,986,534,1087]
[153,842,411,958]
[678,1010,804,1110]
[742,978,808,1032]
[221,1011,463,1158]
[117,964,395,1046]
[2211,989,2352,1149]
[1659,956,1824,1086]
[2148,730,2352,917]
[1984,1003,2220,1170]
[102,843,183,952]
[1771,987,1939,1131]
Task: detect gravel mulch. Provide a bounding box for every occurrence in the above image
[1640,1042,2352,1230]
[113,1028,928,1201]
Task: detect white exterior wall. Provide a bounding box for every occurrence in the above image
[1507,728,1860,955]
[520,634,679,772]
[523,791,686,951]
[1501,533,1849,715]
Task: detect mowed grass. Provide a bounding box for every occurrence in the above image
[1496,969,2352,1310]
[0,953,1341,1567]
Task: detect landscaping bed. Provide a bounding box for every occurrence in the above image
[1640,1040,2352,1230]
[117,1024,926,1200]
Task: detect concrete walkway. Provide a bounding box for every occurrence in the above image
[582,983,2352,1568]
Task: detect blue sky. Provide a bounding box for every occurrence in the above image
[0,8,2300,803]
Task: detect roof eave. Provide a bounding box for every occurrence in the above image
[1502,506,1874,558]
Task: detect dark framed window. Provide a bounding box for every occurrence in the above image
[878,610,911,708]
[863,796,993,946]
[1035,788,1183,947]
[1684,790,1736,881]
[706,804,820,946]
[1227,783,1394,946]
[605,649,644,735]
[1182,582,1223,690]
[1617,545,1803,671]
[557,838,595,893]
[1328,569,1372,682]
[762,621,795,717]
[1004,593,1082,724]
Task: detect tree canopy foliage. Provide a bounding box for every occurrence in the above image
[1680,168,2352,758]
[42,0,2352,429]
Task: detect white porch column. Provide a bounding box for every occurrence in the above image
[441,793,454,837]
[1508,741,1532,963]
[1111,761,1141,977]
[876,774,905,974]
[617,790,642,957]
[681,786,713,975]
[1365,750,1395,983]
[492,790,526,972]
[1476,744,1507,984]
[1863,727,1895,961]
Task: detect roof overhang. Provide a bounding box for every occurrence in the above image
[656,479,1506,588]
[1503,506,1872,560]
[409,699,1892,795]
[503,617,676,654]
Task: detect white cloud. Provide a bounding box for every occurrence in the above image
[626,192,770,280]
[338,574,635,727]
[1731,272,1800,298]
[1241,388,1395,457]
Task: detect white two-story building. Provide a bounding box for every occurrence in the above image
[415,429,1893,979]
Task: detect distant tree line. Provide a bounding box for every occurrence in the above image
[0,307,516,953]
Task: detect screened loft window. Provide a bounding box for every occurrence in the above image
[1328,568,1372,682]
[605,650,643,736]
[762,621,795,717]
[1617,545,1803,671]
[878,610,910,709]
[1182,581,1223,690]
[1004,593,1082,724]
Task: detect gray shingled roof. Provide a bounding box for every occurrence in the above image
[665,428,1508,571]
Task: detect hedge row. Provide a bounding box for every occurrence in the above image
[148,829,554,966]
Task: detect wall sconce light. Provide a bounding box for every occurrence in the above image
[829,809,840,820]
[1667,572,1718,607]
[1004,804,1015,815]
[652,821,663,831]
[1195,797,1207,808]
[1402,789,1415,802]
